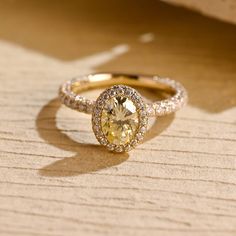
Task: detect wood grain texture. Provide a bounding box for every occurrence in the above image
[0,1,236,236]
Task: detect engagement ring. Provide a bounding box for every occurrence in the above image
[59,73,188,152]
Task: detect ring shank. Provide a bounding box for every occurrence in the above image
[59,73,188,117]
[71,73,175,93]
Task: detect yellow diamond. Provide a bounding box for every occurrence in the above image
[101,96,139,145]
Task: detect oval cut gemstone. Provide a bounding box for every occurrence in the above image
[101,96,139,145]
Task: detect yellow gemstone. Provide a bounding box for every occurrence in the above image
[101,96,139,145]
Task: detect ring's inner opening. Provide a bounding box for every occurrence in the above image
[71,73,176,97]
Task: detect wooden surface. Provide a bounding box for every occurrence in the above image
[163,0,236,25]
[0,1,236,235]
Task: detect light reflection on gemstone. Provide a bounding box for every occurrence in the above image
[101,96,139,145]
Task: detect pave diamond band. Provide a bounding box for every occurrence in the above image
[59,73,188,152]
[59,73,187,117]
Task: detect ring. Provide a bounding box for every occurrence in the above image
[59,73,188,152]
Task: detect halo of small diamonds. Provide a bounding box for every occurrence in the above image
[92,85,148,152]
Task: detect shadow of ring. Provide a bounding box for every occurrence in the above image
[36,97,174,177]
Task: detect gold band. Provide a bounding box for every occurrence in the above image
[71,73,175,94]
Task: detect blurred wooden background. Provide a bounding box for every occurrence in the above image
[163,0,236,25]
[0,0,235,235]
